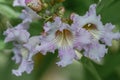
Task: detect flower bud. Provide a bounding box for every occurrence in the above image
[25,0,42,12]
[58,7,65,15]
[43,3,48,8]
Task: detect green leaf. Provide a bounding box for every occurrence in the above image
[64,0,98,15]
[0,4,20,18]
[80,57,102,80]
[97,0,120,25]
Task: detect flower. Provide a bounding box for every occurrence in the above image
[35,17,92,67]
[5,0,42,75]
[71,4,120,61]
[4,22,30,44]
[4,1,120,76]
[71,4,104,40]
[35,17,77,67]
[12,43,33,76]
[8,36,41,76]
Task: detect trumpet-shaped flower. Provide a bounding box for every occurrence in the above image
[36,17,76,67]
[71,4,104,40]
[71,4,120,61]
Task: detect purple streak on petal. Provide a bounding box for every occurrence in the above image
[74,28,92,45]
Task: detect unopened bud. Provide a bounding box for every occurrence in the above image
[58,7,65,15]
[43,3,48,8]
[25,0,42,12]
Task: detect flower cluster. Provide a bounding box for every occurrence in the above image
[3,0,120,76]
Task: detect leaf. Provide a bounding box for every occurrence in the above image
[64,0,98,15]
[97,0,120,25]
[0,4,20,18]
[80,57,102,80]
[93,51,120,78]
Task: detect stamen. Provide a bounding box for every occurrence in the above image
[55,29,73,47]
[83,23,101,40]
[83,23,97,30]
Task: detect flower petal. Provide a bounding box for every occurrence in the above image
[56,47,77,67]
[12,59,33,76]
[4,28,30,43]
[36,41,56,55]
[74,28,92,48]
[23,36,40,61]
[84,41,108,61]
[101,23,120,46]
[12,44,22,64]
[19,7,41,22]
[13,0,26,6]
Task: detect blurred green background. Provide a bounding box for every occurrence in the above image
[0,0,120,80]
